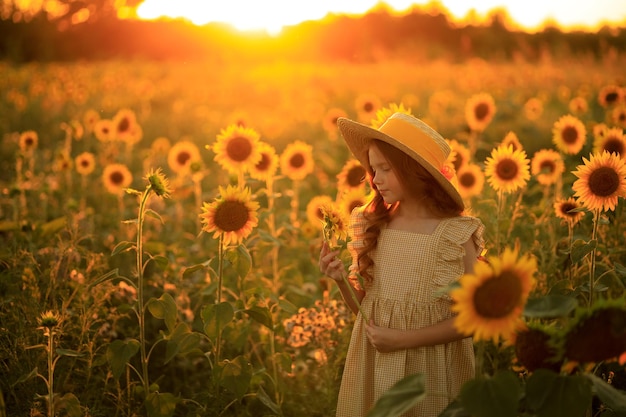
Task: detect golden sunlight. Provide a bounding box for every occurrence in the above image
[135,0,626,35]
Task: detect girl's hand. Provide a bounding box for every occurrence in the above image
[365,319,403,353]
[319,241,346,282]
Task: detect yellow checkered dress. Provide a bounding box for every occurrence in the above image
[336,208,485,417]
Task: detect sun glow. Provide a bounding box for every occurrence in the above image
[135,0,626,35]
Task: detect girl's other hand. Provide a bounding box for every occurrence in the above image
[319,241,345,282]
[365,319,403,353]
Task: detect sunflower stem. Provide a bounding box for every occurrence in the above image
[588,209,600,307]
[475,340,485,379]
[46,327,55,417]
[136,187,152,400]
[216,234,224,369]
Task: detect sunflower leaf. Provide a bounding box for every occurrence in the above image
[526,369,592,417]
[460,370,521,417]
[523,295,577,318]
[366,373,426,417]
[586,373,626,413]
[570,239,597,264]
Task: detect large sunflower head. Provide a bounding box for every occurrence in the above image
[320,202,349,248]
[336,159,366,192]
[593,127,626,157]
[355,93,382,124]
[512,322,562,372]
[19,130,38,154]
[598,84,624,108]
[102,163,133,195]
[451,246,537,343]
[279,140,314,181]
[484,144,530,194]
[75,152,96,176]
[531,149,565,186]
[168,140,201,175]
[553,197,585,225]
[559,298,626,364]
[572,151,626,212]
[306,195,334,227]
[552,114,587,155]
[199,185,259,246]
[465,92,496,132]
[211,125,262,174]
[457,163,485,199]
[249,141,278,182]
[370,103,412,129]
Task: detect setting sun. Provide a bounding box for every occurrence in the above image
[135,0,626,34]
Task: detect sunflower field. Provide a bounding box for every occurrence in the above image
[1,53,626,417]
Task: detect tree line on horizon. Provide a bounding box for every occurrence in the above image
[0,4,624,63]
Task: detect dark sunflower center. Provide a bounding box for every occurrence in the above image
[102,127,110,134]
[118,117,130,133]
[588,166,620,197]
[473,270,522,318]
[290,153,305,169]
[256,154,270,171]
[560,202,577,217]
[453,154,464,171]
[459,172,476,188]
[539,160,555,174]
[474,103,489,121]
[177,151,191,166]
[363,102,374,112]
[25,138,34,147]
[561,126,579,144]
[110,171,124,185]
[81,160,89,167]
[605,92,618,105]
[603,139,624,155]
[214,200,249,232]
[496,159,519,181]
[347,166,365,187]
[226,136,253,162]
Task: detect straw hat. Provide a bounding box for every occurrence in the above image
[337,112,463,208]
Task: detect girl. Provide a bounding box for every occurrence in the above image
[319,112,484,417]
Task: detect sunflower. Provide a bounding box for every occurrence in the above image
[592,123,608,141]
[612,105,626,129]
[484,145,530,193]
[560,298,626,364]
[75,152,96,176]
[168,140,201,175]
[38,310,62,329]
[83,109,100,133]
[523,97,543,121]
[370,103,412,129]
[593,126,626,157]
[572,151,626,212]
[451,246,537,343]
[598,84,624,108]
[18,130,38,154]
[465,92,496,132]
[211,125,262,174]
[354,93,381,123]
[336,159,366,192]
[145,167,172,198]
[306,195,334,227]
[249,141,278,181]
[500,131,524,153]
[113,108,138,142]
[319,202,349,247]
[457,163,485,199]
[552,114,587,155]
[339,188,370,217]
[199,185,259,246]
[530,149,565,186]
[151,137,171,155]
[102,163,133,195]
[280,140,314,181]
[448,139,471,171]
[512,323,561,372]
[322,107,347,139]
[568,96,588,115]
[553,197,585,225]
[94,119,114,142]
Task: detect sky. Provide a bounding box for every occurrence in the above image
[135,0,626,35]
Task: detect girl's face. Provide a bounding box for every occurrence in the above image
[368,144,404,205]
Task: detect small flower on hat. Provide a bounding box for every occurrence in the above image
[440,163,454,180]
